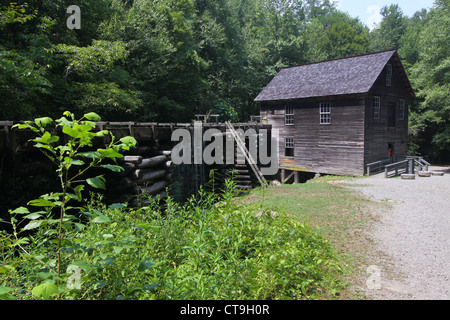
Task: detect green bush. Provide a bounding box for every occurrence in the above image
[1,183,344,300]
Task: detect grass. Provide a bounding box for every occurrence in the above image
[239,175,384,299]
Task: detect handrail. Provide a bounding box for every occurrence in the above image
[384,159,414,178]
[366,158,393,176]
[407,156,430,171]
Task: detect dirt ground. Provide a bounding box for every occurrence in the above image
[343,165,450,300]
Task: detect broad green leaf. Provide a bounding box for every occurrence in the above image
[23,220,43,231]
[83,112,101,122]
[57,145,72,153]
[86,176,106,190]
[23,212,44,220]
[35,117,53,128]
[138,258,154,272]
[101,164,124,172]
[10,207,29,215]
[96,130,109,137]
[108,203,127,210]
[12,123,31,130]
[34,143,56,154]
[56,116,73,127]
[120,136,137,146]
[63,125,79,139]
[32,283,59,300]
[78,151,101,159]
[28,199,56,207]
[34,131,59,145]
[92,213,111,223]
[63,158,84,166]
[43,132,59,144]
[74,185,84,202]
[73,124,93,133]
[83,121,96,128]
[97,148,123,159]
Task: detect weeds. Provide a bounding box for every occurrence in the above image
[0,178,344,300]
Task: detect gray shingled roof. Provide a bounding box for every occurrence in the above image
[255,50,412,102]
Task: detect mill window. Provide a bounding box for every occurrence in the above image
[320,102,331,124]
[285,105,294,125]
[399,99,405,121]
[285,138,294,157]
[386,64,392,86]
[373,96,381,119]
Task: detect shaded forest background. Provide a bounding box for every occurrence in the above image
[0,0,448,162]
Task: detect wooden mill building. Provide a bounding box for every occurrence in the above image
[255,50,415,177]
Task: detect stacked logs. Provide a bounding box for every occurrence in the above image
[109,149,173,207]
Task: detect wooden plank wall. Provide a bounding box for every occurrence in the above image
[364,58,410,166]
[261,95,366,176]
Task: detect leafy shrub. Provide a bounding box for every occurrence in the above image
[1,180,343,300]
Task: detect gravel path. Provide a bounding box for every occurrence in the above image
[347,165,450,300]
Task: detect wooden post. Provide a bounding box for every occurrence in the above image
[281,169,285,184]
[409,159,415,174]
[294,171,299,184]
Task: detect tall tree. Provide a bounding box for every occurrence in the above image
[370,4,406,51]
[409,0,450,162]
[100,0,206,122]
[399,9,429,69]
[304,11,369,62]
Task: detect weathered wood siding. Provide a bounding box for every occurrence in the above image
[261,95,366,176]
[364,58,410,166]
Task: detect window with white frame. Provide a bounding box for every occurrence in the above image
[320,102,331,124]
[373,96,381,119]
[285,105,294,125]
[399,99,405,120]
[386,64,392,86]
[285,137,294,157]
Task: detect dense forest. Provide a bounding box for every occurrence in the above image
[0,0,448,161]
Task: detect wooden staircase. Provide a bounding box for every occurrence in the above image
[233,164,253,191]
[225,121,268,191]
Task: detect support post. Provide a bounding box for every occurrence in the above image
[294,171,299,184]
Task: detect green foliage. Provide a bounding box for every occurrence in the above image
[1,179,344,300]
[367,1,449,161]
[1,111,136,297]
[213,101,239,122]
[304,11,369,62]
[0,2,36,26]
[369,4,406,52]
[408,0,450,162]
